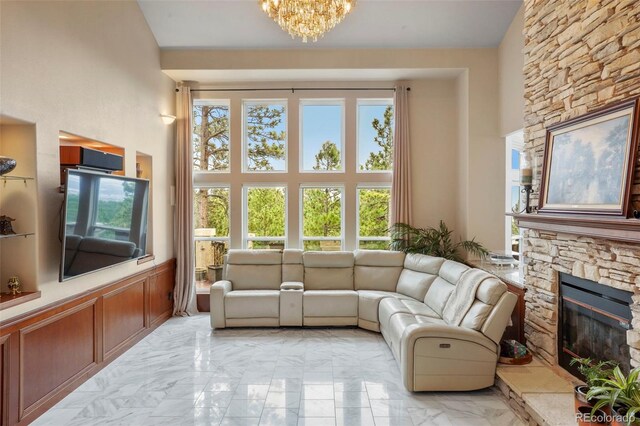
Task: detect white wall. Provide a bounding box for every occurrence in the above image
[499,5,525,136]
[0,1,175,320]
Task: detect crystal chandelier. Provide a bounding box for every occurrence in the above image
[260,0,356,43]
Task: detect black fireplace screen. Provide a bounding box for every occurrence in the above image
[559,273,633,376]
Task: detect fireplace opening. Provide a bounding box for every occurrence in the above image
[558,272,633,377]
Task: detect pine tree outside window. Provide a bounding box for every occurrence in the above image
[357,99,394,173]
[300,100,344,173]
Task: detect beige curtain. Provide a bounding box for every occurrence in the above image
[173,85,198,316]
[391,84,412,225]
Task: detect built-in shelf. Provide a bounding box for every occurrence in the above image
[510,213,640,244]
[1,175,34,184]
[0,290,41,310]
[0,232,35,240]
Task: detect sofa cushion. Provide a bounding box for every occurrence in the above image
[423,277,455,316]
[304,268,354,290]
[303,251,354,268]
[283,249,304,282]
[227,249,282,265]
[355,250,405,267]
[226,264,282,290]
[303,290,358,318]
[403,254,445,274]
[225,290,280,319]
[438,260,470,284]
[396,269,437,301]
[378,298,440,332]
[354,250,404,291]
[357,290,411,324]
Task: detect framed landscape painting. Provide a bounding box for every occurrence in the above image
[539,98,640,216]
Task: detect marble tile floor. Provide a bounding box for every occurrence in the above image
[34,314,523,426]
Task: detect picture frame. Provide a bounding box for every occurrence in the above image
[539,97,640,216]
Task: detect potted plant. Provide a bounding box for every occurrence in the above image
[587,365,640,426]
[570,357,617,412]
[389,221,488,262]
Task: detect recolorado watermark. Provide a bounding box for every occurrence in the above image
[576,411,636,424]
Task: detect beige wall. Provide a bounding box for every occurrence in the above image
[163,48,505,251]
[499,5,525,136]
[0,1,175,320]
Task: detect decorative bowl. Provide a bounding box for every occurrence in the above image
[0,156,16,175]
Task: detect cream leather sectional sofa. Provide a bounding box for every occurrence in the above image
[210,249,517,392]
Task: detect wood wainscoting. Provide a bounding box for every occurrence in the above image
[0,259,175,426]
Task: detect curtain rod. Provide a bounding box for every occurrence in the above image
[179,87,410,93]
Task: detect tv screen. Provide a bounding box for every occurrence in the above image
[60,169,150,281]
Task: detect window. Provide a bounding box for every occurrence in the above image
[357,99,394,172]
[244,185,287,249]
[193,100,230,172]
[194,186,230,284]
[357,186,391,249]
[506,130,525,255]
[301,185,344,251]
[300,101,344,172]
[243,100,287,172]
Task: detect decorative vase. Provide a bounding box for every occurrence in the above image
[0,156,17,175]
[136,162,143,178]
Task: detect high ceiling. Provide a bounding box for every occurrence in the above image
[138,0,522,50]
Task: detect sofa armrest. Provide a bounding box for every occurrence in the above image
[210,280,232,329]
[403,323,497,352]
[400,323,498,391]
[281,281,304,291]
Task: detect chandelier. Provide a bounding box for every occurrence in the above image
[260,0,356,43]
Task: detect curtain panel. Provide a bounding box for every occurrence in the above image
[173,86,198,316]
[391,84,412,225]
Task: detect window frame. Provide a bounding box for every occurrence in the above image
[299,99,346,174]
[356,183,392,249]
[505,130,525,254]
[243,183,288,249]
[356,98,394,174]
[192,99,231,174]
[299,183,345,250]
[193,183,231,246]
[242,99,289,174]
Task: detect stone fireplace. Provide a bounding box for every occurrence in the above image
[519,0,640,371]
[558,272,632,374]
[521,230,640,368]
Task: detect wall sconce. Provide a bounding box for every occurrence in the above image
[160,114,176,125]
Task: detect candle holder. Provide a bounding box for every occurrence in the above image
[521,184,535,214]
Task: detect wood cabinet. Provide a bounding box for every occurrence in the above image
[0,259,175,426]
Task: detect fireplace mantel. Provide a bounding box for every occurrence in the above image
[511,213,640,244]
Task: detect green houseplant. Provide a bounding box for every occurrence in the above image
[389,221,488,262]
[570,357,617,412]
[587,365,640,425]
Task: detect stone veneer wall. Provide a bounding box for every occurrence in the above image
[522,0,640,366]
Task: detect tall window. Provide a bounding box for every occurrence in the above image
[357,186,391,249]
[194,186,230,284]
[300,101,344,172]
[193,100,230,172]
[506,130,525,255]
[192,92,395,252]
[301,186,344,251]
[243,100,287,172]
[244,185,287,249]
[357,100,394,172]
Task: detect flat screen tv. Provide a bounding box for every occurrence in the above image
[60,169,150,281]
